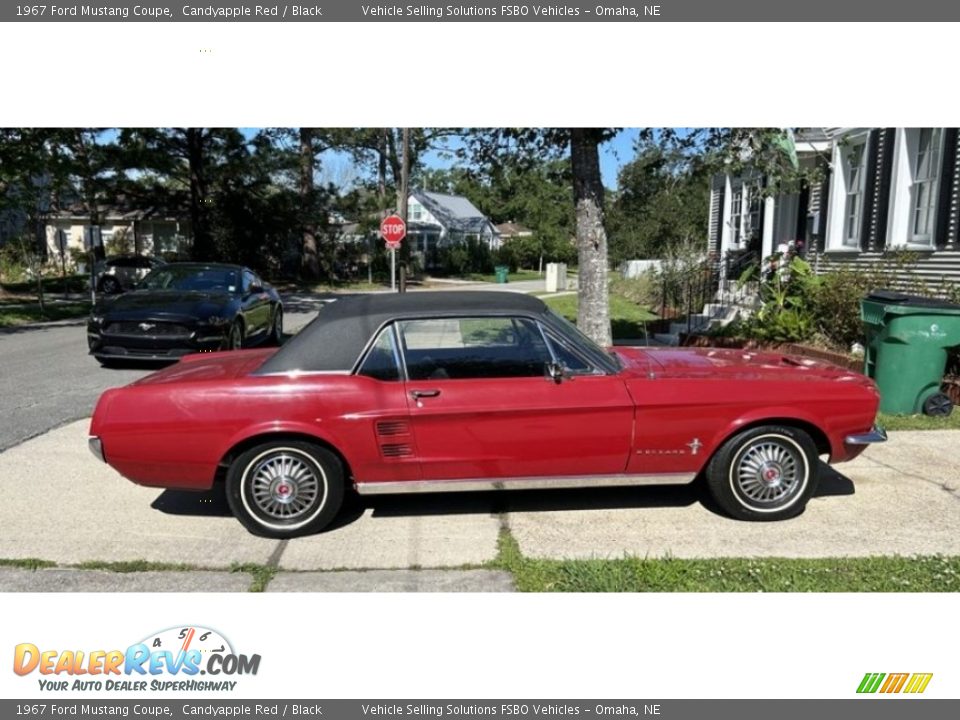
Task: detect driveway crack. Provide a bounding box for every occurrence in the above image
[862,455,960,501]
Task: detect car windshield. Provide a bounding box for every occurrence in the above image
[139,265,239,293]
[544,309,620,373]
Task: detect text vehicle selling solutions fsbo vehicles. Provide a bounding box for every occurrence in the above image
[89,292,885,538]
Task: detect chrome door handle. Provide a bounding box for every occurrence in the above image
[410,389,441,400]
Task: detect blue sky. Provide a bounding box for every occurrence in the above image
[238,128,643,190]
[415,128,642,189]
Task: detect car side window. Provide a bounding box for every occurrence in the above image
[399,316,551,380]
[242,270,257,293]
[543,328,594,374]
[357,327,401,382]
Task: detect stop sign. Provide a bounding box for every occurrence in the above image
[380,214,406,249]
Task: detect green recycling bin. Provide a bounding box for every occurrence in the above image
[494,266,509,284]
[861,290,960,416]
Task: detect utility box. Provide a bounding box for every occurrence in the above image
[546,263,567,293]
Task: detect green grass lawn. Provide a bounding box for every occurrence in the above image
[461,269,545,283]
[0,302,91,327]
[877,411,960,431]
[491,531,960,592]
[543,293,657,340]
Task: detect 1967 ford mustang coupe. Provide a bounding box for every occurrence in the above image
[89,292,886,538]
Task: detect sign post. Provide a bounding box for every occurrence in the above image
[379,214,406,292]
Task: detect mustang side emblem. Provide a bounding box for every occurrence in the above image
[138,322,156,332]
[687,438,702,455]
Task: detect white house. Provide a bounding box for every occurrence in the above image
[406,190,500,266]
[708,128,960,289]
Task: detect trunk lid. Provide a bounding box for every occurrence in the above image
[131,348,276,385]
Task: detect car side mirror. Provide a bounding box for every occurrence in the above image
[546,361,566,384]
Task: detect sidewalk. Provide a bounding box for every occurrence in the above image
[0,567,515,592]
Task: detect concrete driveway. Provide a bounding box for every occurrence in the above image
[0,421,958,575]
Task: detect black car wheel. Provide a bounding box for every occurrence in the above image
[225,440,344,538]
[270,307,284,345]
[705,425,820,521]
[226,321,243,351]
[922,392,953,417]
[100,276,122,295]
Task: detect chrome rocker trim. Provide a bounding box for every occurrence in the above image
[844,425,888,445]
[356,472,697,496]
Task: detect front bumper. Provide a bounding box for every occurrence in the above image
[87,320,228,360]
[844,425,888,445]
[88,436,105,463]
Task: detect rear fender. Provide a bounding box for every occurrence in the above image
[217,421,353,470]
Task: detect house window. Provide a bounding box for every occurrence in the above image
[746,180,763,243]
[843,140,868,247]
[409,202,422,221]
[909,128,943,244]
[729,186,743,245]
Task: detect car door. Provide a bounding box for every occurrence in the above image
[398,315,634,481]
[240,270,271,338]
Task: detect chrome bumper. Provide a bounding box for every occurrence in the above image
[845,425,888,445]
[88,436,105,463]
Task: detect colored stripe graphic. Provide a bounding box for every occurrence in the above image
[857,672,932,694]
[904,673,933,694]
[857,673,885,693]
[880,673,909,693]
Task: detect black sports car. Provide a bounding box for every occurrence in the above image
[87,262,283,364]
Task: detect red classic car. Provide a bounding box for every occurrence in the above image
[88,291,885,538]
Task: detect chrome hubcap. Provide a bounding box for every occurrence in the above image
[249,452,321,520]
[734,438,803,507]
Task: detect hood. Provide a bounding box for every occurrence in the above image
[97,289,233,320]
[131,348,277,385]
[614,346,871,384]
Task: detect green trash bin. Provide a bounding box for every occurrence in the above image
[861,290,960,416]
[494,266,509,284]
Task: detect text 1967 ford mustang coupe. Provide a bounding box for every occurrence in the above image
[89,292,886,538]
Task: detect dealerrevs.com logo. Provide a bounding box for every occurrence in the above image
[857,672,933,694]
[13,626,261,693]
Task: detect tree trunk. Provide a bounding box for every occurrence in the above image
[570,128,612,347]
[299,127,320,280]
[186,128,213,260]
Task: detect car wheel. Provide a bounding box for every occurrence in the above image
[922,392,953,417]
[225,440,344,538]
[226,321,243,351]
[270,307,284,345]
[100,276,121,294]
[705,425,820,521]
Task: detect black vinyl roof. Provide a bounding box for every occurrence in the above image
[255,291,549,374]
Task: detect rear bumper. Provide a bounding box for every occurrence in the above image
[844,425,888,445]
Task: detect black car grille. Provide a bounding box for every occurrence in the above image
[105,321,192,338]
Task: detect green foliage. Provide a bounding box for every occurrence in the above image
[433,237,494,276]
[607,136,710,263]
[810,251,960,349]
[745,256,822,343]
[655,242,714,316]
